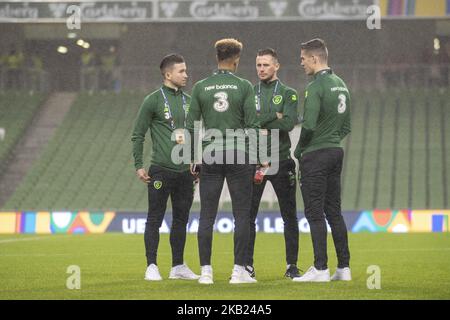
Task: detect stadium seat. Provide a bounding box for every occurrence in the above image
[2,89,449,212]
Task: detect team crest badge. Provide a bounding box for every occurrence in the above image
[154,181,162,190]
[272,95,283,105]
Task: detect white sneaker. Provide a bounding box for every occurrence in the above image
[229,265,257,284]
[292,266,330,282]
[331,267,352,281]
[198,265,213,284]
[144,264,162,281]
[169,264,200,280]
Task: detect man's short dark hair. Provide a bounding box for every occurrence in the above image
[257,48,278,62]
[160,53,185,76]
[300,38,328,62]
[215,38,243,62]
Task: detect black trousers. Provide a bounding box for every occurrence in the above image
[299,147,350,270]
[198,151,255,266]
[144,165,194,267]
[246,158,299,266]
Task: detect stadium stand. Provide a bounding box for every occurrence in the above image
[0,92,45,171]
[341,89,450,211]
[2,89,449,212]
[3,92,148,211]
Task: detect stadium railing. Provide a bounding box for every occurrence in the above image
[80,64,450,93]
[1,64,448,93]
[0,68,50,93]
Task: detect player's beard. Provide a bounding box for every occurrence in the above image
[171,78,186,89]
[303,66,313,76]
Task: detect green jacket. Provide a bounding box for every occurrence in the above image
[132,85,191,172]
[255,79,298,161]
[295,69,351,158]
[186,69,259,160]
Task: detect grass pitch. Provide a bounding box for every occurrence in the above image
[0,233,449,300]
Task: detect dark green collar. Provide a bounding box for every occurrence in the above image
[314,68,333,80]
[214,69,233,75]
[162,84,182,95]
[260,78,281,88]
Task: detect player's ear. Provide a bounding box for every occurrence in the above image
[234,57,240,68]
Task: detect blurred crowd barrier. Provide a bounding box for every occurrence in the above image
[0,68,50,92]
[1,64,449,92]
[61,63,450,92]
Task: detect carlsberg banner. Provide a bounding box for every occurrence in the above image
[0,0,378,22]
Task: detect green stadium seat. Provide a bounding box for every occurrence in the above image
[2,89,449,212]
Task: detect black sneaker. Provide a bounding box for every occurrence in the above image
[284,265,301,279]
[245,265,256,278]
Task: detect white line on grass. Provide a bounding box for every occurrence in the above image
[0,236,51,244]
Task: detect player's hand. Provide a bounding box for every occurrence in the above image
[136,168,151,184]
[276,112,283,119]
[260,161,270,168]
[190,163,200,179]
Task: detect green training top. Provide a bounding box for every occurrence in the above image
[294,68,351,158]
[131,85,191,172]
[255,79,298,162]
[186,69,259,160]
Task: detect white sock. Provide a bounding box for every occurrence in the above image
[201,265,212,273]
